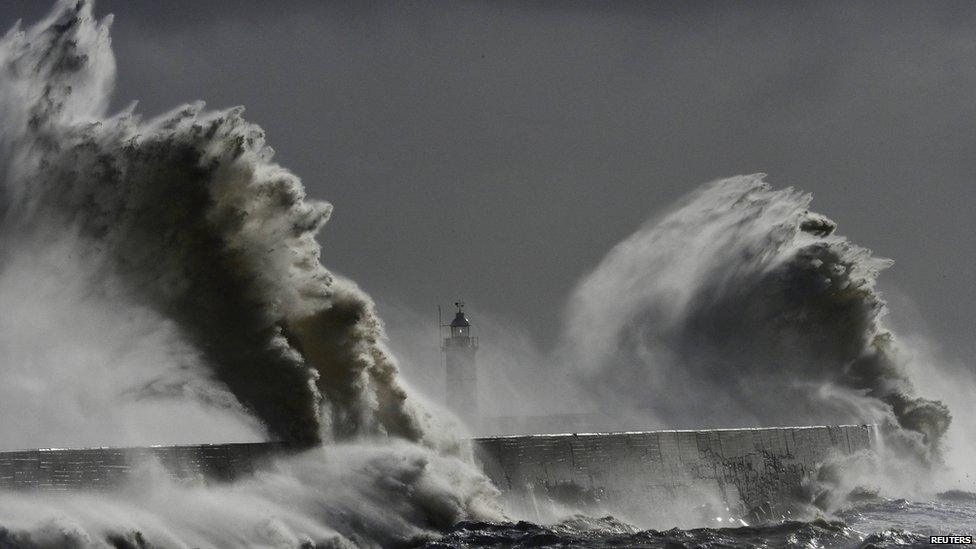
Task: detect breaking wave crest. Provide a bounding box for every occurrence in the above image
[0,1,499,545]
[562,175,951,463]
[0,0,430,449]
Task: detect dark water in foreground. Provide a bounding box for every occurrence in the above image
[415,494,976,548]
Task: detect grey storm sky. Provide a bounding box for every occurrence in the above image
[3,1,974,367]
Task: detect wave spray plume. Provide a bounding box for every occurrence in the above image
[0,1,498,545]
[562,175,951,464]
[1,0,434,448]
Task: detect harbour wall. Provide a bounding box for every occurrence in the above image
[0,442,283,491]
[0,425,874,524]
[474,425,875,525]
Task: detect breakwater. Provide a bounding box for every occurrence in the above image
[0,425,873,524]
[475,425,875,524]
[0,442,284,491]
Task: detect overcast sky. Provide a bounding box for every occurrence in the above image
[3,1,974,368]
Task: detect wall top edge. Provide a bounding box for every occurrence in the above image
[0,424,875,453]
[472,424,875,442]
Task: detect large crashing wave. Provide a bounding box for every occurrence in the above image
[562,175,950,461]
[0,2,499,545]
[0,1,433,448]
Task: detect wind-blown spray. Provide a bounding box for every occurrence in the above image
[0,1,498,545]
[1,0,431,448]
[562,175,951,462]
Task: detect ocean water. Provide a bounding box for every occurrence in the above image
[0,493,971,547]
[416,494,976,548]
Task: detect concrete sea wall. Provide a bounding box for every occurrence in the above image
[0,425,874,524]
[473,425,875,525]
[0,443,283,491]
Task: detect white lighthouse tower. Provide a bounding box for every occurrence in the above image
[443,301,479,427]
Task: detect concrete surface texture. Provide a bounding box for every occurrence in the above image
[473,425,875,526]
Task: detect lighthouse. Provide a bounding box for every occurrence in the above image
[443,301,479,427]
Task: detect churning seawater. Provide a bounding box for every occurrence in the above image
[418,494,976,548]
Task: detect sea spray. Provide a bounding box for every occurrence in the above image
[0,0,449,449]
[561,175,951,463]
[0,0,499,545]
[0,442,499,548]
